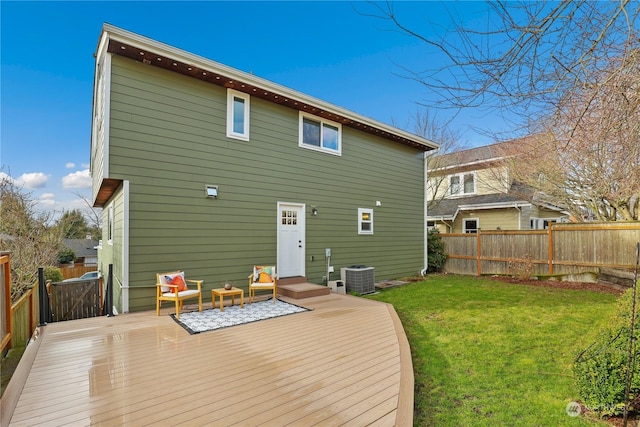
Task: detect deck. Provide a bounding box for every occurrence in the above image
[3,293,413,426]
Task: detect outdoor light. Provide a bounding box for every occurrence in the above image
[311,207,318,216]
[206,185,218,198]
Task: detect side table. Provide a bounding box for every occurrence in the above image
[211,287,244,312]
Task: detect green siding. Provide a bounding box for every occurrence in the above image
[97,186,125,313]
[106,56,425,311]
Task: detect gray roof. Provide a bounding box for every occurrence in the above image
[427,181,536,218]
[63,239,98,258]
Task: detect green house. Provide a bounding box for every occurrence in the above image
[90,24,438,313]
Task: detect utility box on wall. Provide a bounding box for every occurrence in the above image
[341,266,375,295]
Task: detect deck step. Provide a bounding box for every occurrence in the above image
[278,282,330,299]
[278,276,307,286]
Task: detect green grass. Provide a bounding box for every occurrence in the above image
[367,274,619,426]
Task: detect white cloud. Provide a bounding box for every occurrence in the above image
[62,169,91,189]
[38,193,56,206]
[81,163,90,169]
[16,172,48,189]
[65,162,76,169]
[0,172,14,184]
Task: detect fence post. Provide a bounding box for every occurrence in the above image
[548,224,554,275]
[476,230,482,276]
[37,267,51,326]
[104,264,114,317]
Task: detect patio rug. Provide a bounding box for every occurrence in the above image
[170,298,310,334]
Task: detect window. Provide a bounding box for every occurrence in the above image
[530,218,560,230]
[358,208,373,235]
[299,112,341,155]
[449,173,475,196]
[463,218,478,234]
[107,203,114,245]
[227,89,250,140]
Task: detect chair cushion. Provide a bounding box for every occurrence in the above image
[254,266,274,283]
[161,272,187,293]
[161,289,200,298]
[168,274,188,293]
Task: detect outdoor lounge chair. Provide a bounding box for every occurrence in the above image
[156,271,203,319]
[248,265,277,303]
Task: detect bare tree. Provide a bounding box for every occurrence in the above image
[509,55,640,221]
[0,175,63,301]
[363,1,640,220]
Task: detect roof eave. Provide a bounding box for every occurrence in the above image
[99,24,439,152]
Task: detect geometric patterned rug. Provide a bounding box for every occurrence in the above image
[170,298,311,334]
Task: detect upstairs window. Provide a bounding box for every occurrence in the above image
[449,173,475,196]
[358,208,373,235]
[227,89,250,141]
[299,112,341,155]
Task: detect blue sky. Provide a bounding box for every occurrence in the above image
[1,1,498,217]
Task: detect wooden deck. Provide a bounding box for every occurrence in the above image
[3,293,413,426]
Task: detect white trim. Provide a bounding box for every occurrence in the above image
[298,112,342,156]
[122,180,130,313]
[226,89,250,141]
[358,208,374,235]
[99,24,438,151]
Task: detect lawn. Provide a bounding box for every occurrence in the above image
[367,274,620,426]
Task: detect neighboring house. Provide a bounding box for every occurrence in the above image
[62,237,99,265]
[90,24,438,313]
[427,139,569,233]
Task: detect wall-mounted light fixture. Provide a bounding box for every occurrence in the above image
[311,206,318,216]
[376,200,382,206]
[205,185,218,198]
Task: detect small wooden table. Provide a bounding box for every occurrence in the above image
[211,287,244,312]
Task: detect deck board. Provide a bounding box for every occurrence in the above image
[6,294,413,426]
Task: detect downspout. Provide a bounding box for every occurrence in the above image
[422,152,429,276]
[514,203,522,230]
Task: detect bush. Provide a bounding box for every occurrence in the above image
[43,266,64,283]
[57,248,75,265]
[427,228,447,273]
[573,288,640,417]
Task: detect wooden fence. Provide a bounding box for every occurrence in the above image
[1,252,11,355]
[58,264,98,280]
[1,252,40,356]
[440,222,640,276]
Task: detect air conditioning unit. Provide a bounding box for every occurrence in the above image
[341,266,375,295]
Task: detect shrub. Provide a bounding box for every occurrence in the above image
[43,266,64,283]
[57,248,75,265]
[427,228,447,273]
[573,288,640,417]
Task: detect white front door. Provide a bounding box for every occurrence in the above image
[277,202,305,278]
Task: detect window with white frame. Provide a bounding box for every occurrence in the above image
[107,203,114,245]
[449,173,476,196]
[299,112,341,155]
[358,208,373,235]
[226,89,250,141]
[463,218,478,234]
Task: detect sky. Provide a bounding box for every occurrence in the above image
[1,1,500,218]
